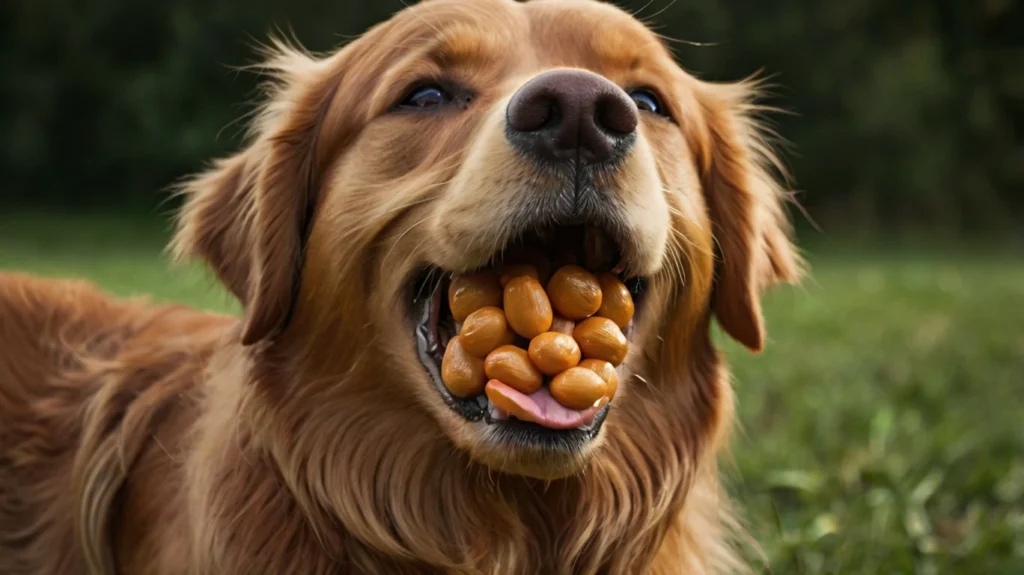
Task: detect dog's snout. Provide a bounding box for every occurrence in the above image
[506,69,638,164]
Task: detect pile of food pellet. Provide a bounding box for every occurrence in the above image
[440,263,634,426]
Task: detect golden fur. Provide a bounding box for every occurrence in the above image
[0,0,802,573]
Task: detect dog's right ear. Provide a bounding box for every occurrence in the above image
[691,79,804,353]
[172,41,349,345]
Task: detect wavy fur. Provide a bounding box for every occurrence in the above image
[0,1,801,573]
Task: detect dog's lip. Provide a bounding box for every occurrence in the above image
[414,284,489,421]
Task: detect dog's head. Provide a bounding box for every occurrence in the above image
[175,0,800,480]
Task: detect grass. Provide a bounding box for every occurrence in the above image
[2,213,1022,574]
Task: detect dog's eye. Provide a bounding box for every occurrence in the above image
[629,89,666,116]
[401,85,453,109]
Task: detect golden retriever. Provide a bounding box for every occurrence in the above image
[0,0,802,573]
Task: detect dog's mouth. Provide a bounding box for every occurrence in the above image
[410,224,646,449]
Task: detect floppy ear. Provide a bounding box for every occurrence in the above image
[172,42,345,345]
[694,80,803,352]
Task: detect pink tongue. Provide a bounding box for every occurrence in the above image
[486,380,601,430]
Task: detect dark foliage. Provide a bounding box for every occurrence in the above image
[1,0,1021,232]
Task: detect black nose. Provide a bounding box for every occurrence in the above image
[506,69,638,165]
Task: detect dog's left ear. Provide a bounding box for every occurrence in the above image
[172,41,353,345]
[693,80,803,352]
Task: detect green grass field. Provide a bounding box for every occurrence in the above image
[2,213,1022,573]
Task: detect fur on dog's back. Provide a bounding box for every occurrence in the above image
[0,272,233,574]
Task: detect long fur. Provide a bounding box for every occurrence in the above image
[0,1,801,573]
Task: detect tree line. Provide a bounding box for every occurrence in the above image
[1,0,1020,233]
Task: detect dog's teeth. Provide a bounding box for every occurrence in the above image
[612,258,627,274]
[487,398,507,420]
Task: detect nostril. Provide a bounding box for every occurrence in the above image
[508,92,558,132]
[595,93,639,136]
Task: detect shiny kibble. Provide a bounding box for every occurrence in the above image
[549,367,610,410]
[546,264,602,320]
[440,336,487,397]
[573,316,629,366]
[439,264,635,411]
[503,275,553,339]
[484,345,543,395]
[448,272,502,323]
[528,332,581,376]
[596,272,634,329]
[578,359,619,400]
[459,306,515,357]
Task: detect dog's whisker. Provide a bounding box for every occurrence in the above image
[413,267,444,304]
[633,373,662,397]
[638,0,680,26]
[379,216,431,273]
[628,0,658,19]
[667,231,691,286]
[334,38,423,51]
[653,32,719,48]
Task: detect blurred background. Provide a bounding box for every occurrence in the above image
[1,0,1021,572]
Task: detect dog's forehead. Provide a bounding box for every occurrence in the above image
[380,0,673,76]
[522,0,669,70]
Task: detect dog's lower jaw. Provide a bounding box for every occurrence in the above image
[470,426,607,480]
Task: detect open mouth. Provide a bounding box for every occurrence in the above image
[411,224,646,447]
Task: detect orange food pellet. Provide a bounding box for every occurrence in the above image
[440,337,487,397]
[578,359,619,400]
[596,272,635,329]
[460,306,515,357]
[549,367,609,410]
[546,264,602,320]
[573,316,628,366]
[527,332,581,376]
[503,276,553,339]
[448,272,502,322]
[483,345,543,394]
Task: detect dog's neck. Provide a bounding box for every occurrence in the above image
[183,335,740,574]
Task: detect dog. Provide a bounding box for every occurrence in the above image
[0,0,802,573]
